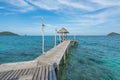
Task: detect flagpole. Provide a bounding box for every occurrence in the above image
[55,29,57,47]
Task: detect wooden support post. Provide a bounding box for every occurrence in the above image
[57,65,59,71]
[74,41,75,47]
[67,47,69,54]
[66,45,69,55]
[64,54,66,64]
[73,41,78,47]
[56,64,60,80]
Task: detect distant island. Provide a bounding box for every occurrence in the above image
[0,31,19,36]
[108,32,120,36]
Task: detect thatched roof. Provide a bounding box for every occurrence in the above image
[57,28,69,34]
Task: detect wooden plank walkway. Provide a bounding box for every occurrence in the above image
[36,40,70,66]
[0,40,71,80]
[0,65,56,80]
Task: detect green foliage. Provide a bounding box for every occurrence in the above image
[0,31,19,36]
[108,32,120,36]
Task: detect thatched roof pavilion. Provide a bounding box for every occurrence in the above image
[57,28,69,42]
[57,28,69,34]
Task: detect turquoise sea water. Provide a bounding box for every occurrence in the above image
[0,36,120,80]
[0,36,55,63]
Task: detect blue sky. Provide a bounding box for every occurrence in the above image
[0,0,120,35]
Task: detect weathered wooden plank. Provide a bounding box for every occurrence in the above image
[0,71,10,80]
[1,70,13,80]
[23,68,29,75]
[9,70,20,80]
[3,70,16,80]
[32,67,39,80]
[18,74,33,80]
[52,66,57,80]
[45,66,49,80]
[18,69,26,77]
[8,68,35,80]
[27,67,35,75]
[48,65,53,80]
[41,66,45,80]
[13,69,22,78]
[37,66,42,80]
[0,72,3,76]
[0,60,37,72]
[27,68,33,74]
[0,72,6,79]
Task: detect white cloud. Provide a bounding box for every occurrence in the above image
[27,0,60,10]
[4,12,15,15]
[0,0,98,12]
[58,0,94,10]
[90,0,120,6]
[65,7,120,30]
[1,0,120,14]
[1,0,35,12]
[26,0,96,12]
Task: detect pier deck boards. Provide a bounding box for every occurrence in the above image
[36,40,70,66]
[0,65,56,80]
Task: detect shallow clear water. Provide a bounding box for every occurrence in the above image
[0,36,120,80]
[65,36,120,80]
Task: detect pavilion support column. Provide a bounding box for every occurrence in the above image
[59,34,61,43]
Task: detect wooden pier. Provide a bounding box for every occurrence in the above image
[0,40,75,80]
[36,40,70,66]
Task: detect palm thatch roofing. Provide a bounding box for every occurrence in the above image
[57,28,69,34]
